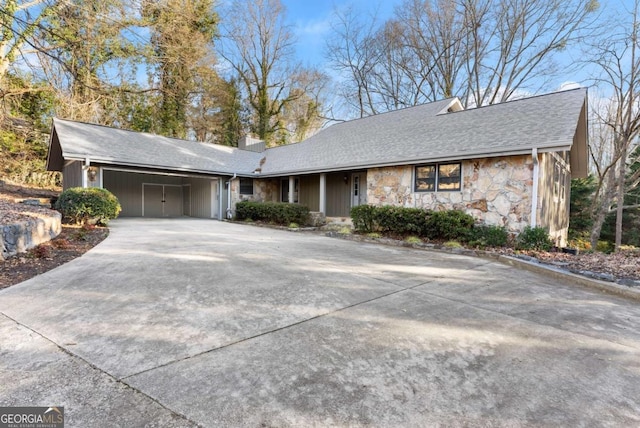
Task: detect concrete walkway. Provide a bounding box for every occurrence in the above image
[1,218,639,427]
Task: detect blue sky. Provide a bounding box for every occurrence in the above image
[282,0,402,66]
[279,0,638,94]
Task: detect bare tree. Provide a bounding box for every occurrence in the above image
[325,5,381,118]
[587,0,640,250]
[219,0,322,144]
[327,0,599,118]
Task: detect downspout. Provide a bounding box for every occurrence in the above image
[82,157,90,188]
[530,148,539,227]
[226,173,236,219]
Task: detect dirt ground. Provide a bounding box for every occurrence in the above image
[0,224,108,288]
[0,181,108,288]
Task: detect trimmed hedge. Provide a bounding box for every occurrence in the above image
[235,201,310,226]
[55,187,121,225]
[425,209,474,240]
[515,226,553,251]
[351,205,474,241]
[467,225,509,248]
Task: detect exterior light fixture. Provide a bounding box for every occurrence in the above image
[87,166,98,182]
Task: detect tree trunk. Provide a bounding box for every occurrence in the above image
[590,170,617,249]
[615,144,628,250]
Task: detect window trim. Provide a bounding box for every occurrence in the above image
[414,162,462,192]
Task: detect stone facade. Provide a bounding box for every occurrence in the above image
[367,155,534,233]
[253,179,279,203]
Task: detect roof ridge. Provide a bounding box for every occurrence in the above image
[53,117,205,146]
[263,97,459,153]
[450,87,587,115]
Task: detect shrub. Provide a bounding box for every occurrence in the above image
[350,205,476,240]
[29,244,52,259]
[468,225,509,248]
[374,206,429,236]
[55,187,121,225]
[424,210,474,241]
[516,226,553,251]
[338,226,352,235]
[351,205,429,236]
[405,236,422,245]
[52,238,72,249]
[350,205,377,233]
[235,201,310,226]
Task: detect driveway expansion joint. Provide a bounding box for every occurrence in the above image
[0,311,202,428]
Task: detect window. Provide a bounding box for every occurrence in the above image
[553,160,567,202]
[415,163,461,192]
[239,177,254,195]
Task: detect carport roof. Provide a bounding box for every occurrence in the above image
[47,88,588,177]
[47,119,264,175]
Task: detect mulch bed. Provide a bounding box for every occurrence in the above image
[0,225,108,289]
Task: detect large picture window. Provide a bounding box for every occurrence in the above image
[415,163,461,192]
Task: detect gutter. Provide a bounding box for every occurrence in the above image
[226,173,236,219]
[531,148,539,227]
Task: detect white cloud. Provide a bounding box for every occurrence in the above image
[558,81,582,91]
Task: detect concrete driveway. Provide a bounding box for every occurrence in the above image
[1,218,639,427]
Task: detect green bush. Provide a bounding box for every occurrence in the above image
[351,205,430,236]
[350,205,377,233]
[55,187,121,225]
[468,225,509,248]
[424,210,474,241]
[350,205,477,240]
[235,201,310,226]
[515,226,553,251]
[374,206,429,236]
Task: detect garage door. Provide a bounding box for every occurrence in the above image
[143,184,183,217]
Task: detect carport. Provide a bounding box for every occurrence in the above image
[101,169,225,219]
[46,118,263,219]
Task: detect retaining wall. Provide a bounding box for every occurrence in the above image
[1,212,62,260]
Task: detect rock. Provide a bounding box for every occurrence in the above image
[468,198,488,212]
[616,278,640,288]
[579,270,615,282]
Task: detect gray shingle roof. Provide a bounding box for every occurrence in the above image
[51,119,263,175]
[259,88,587,175]
[49,88,587,177]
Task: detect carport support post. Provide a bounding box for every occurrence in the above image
[288,176,295,203]
[82,157,90,188]
[319,173,326,214]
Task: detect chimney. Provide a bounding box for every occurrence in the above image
[238,135,266,153]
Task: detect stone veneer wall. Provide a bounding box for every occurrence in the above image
[253,179,280,202]
[231,178,279,208]
[1,211,62,260]
[367,155,534,233]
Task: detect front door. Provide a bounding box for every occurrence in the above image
[352,173,366,207]
[143,184,183,217]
